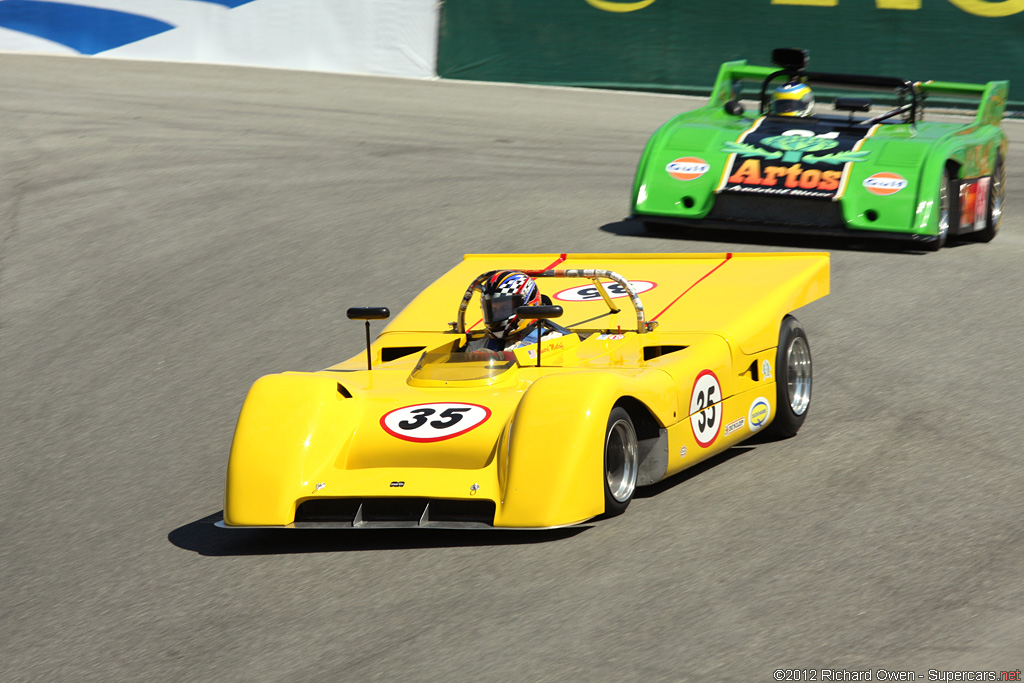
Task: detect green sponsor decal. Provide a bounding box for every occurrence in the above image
[722,134,870,164]
[719,119,876,198]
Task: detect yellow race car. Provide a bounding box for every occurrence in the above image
[220,252,829,530]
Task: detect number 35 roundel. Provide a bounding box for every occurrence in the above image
[380,403,492,443]
[689,370,722,448]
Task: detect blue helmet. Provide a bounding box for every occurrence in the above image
[772,82,814,117]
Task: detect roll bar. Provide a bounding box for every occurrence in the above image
[455,269,656,335]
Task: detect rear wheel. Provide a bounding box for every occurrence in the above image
[603,407,638,516]
[968,153,1004,243]
[764,316,812,439]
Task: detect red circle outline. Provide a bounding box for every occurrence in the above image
[689,369,722,448]
[553,280,657,302]
[380,402,493,443]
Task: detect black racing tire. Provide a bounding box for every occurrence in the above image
[764,315,812,439]
[603,406,638,517]
[967,153,1004,243]
[924,169,955,251]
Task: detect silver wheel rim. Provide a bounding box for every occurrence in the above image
[990,161,1004,227]
[606,419,638,504]
[938,173,950,242]
[787,336,812,416]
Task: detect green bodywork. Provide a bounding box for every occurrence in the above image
[632,60,1009,239]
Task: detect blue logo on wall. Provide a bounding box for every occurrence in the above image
[0,0,256,55]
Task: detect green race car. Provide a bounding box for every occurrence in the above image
[631,48,1008,250]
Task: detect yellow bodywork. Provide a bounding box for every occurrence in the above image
[223,252,829,529]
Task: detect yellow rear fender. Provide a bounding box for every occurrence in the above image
[224,373,357,525]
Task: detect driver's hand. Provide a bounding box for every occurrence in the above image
[465,349,516,362]
[465,349,501,360]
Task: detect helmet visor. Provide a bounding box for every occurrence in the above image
[774,95,812,115]
[482,294,523,328]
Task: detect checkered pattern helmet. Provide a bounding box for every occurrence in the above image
[479,270,541,340]
[772,82,814,117]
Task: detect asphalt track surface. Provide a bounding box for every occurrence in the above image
[2,54,1023,682]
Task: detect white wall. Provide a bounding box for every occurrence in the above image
[0,0,440,78]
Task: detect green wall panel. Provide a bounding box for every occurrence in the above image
[438,0,1023,107]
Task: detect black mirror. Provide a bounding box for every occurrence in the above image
[772,47,809,71]
[517,305,563,368]
[834,97,871,112]
[347,307,390,321]
[517,305,563,320]
[347,307,390,370]
[724,100,745,116]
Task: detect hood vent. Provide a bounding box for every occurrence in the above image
[643,345,687,360]
[382,346,426,362]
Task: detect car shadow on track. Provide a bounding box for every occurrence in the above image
[168,514,587,556]
[599,217,958,254]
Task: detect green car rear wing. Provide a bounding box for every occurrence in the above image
[708,59,1009,126]
[918,79,1009,126]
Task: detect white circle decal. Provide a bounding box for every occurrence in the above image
[381,403,491,442]
[689,370,722,447]
[863,172,908,196]
[748,397,771,432]
[666,157,710,181]
[554,280,656,302]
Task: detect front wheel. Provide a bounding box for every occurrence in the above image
[924,170,954,251]
[603,407,638,517]
[764,316,812,439]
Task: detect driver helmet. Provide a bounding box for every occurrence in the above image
[479,270,541,340]
[772,82,814,117]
